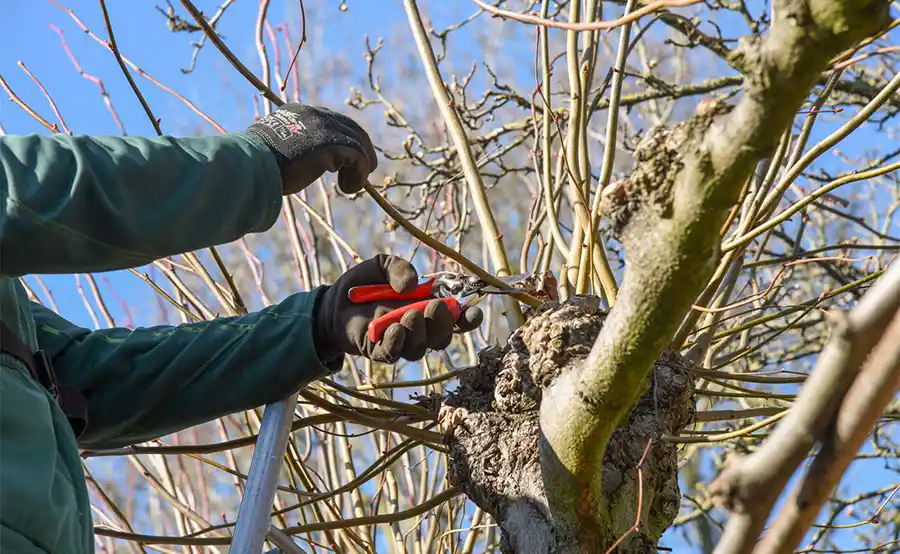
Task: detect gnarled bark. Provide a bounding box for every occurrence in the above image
[437,297,695,553]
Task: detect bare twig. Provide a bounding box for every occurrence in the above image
[470,0,703,31]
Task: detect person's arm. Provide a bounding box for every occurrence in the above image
[0,132,283,276]
[30,294,337,451]
[32,252,487,450]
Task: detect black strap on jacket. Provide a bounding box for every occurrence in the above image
[0,321,88,439]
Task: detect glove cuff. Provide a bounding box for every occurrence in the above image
[245,125,290,169]
[312,285,344,373]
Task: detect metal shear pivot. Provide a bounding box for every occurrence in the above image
[433,273,526,298]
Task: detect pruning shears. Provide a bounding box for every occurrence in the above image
[348,272,529,342]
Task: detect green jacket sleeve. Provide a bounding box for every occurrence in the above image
[30,292,338,451]
[0,132,282,276]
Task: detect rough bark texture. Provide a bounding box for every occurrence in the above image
[436,297,695,553]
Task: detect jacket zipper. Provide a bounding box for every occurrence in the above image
[18,310,30,350]
[17,301,36,352]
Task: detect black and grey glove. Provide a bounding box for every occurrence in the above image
[246,104,378,195]
[313,255,484,365]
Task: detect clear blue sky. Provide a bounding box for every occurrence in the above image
[2,1,896,552]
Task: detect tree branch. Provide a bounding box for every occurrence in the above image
[760,292,900,552]
[710,257,900,554]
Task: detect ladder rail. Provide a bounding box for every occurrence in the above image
[231,391,300,553]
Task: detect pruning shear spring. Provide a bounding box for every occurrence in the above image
[348,272,528,342]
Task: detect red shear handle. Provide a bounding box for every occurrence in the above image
[367,297,461,342]
[348,276,437,303]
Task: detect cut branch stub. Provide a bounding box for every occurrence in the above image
[436,298,695,553]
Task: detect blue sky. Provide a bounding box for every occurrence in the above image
[2,1,897,552]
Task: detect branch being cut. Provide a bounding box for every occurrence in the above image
[529,0,893,549]
[403,0,524,332]
[177,0,542,315]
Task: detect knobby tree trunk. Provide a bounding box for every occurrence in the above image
[436,298,695,553]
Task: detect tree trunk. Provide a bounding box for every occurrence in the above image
[437,297,696,553]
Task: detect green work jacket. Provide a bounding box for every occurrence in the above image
[0,132,336,553]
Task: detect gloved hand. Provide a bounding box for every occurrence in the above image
[246,104,377,195]
[313,255,484,365]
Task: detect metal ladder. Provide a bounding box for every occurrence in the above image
[230,391,309,554]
